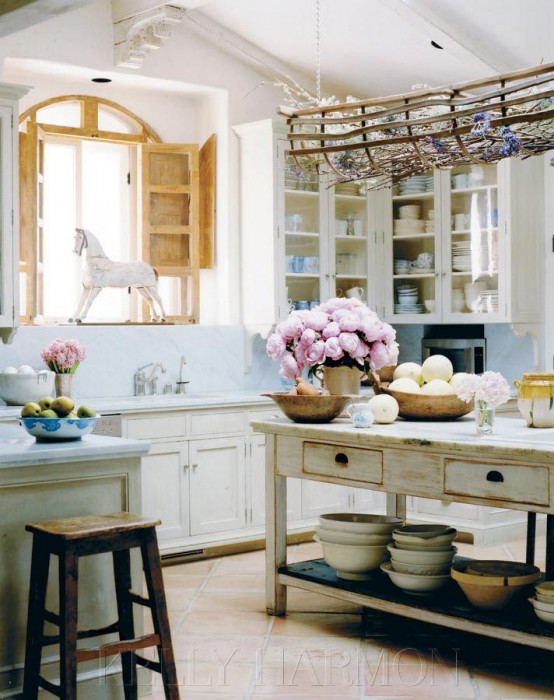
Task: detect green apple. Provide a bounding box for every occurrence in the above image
[51,396,74,417]
[40,409,58,418]
[38,397,54,411]
[21,402,41,417]
[77,405,96,418]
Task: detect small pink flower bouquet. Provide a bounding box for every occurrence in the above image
[266,297,399,380]
[455,370,511,408]
[41,339,86,374]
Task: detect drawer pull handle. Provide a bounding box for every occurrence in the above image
[486,470,504,483]
[335,452,349,466]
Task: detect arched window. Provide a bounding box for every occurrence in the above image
[19,95,209,325]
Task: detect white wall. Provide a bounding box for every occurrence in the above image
[0,0,283,326]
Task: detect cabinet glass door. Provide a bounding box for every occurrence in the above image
[446,164,500,318]
[332,182,369,302]
[390,171,439,320]
[284,157,322,311]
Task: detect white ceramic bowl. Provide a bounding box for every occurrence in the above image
[535,581,554,599]
[314,534,389,580]
[381,562,450,595]
[0,370,55,406]
[316,527,392,546]
[393,524,455,539]
[20,416,97,441]
[535,591,554,605]
[529,597,554,623]
[389,560,451,576]
[387,543,457,565]
[319,513,403,536]
[424,300,435,313]
[393,527,457,550]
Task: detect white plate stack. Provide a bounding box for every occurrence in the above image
[393,219,425,236]
[451,242,472,272]
[398,175,434,194]
[475,290,499,313]
[395,284,423,313]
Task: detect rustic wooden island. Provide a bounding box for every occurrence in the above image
[252,415,554,652]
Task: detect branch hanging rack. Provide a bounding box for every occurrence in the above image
[279,62,554,189]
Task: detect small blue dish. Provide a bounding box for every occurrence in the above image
[19,416,97,441]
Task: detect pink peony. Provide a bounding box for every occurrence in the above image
[338,332,360,355]
[322,321,340,339]
[266,333,286,360]
[324,337,344,361]
[280,353,299,380]
[305,340,326,365]
[333,310,360,332]
[276,314,304,340]
[302,310,329,332]
[299,328,317,348]
[368,341,390,369]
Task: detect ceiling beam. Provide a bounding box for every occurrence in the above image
[376,0,516,74]
[0,0,95,38]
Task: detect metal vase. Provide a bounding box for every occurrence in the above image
[54,373,74,398]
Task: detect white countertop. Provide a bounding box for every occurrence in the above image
[251,414,554,460]
[0,424,149,468]
[0,390,277,419]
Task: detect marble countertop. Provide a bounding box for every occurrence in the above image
[0,424,149,468]
[251,414,554,460]
[0,390,278,419]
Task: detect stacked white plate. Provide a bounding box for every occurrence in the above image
[425,221,435,233]
[395,284,423,313]
[475,290,499,312]
[398,175,434,194]
[451,242,472,271]
[393,219,425,236]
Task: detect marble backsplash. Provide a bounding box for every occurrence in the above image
[0,323,536,401]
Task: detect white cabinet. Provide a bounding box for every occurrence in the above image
[234,119,378,333]
[189,436,246,536]
[0,83,30,342]
[382,159,544,325]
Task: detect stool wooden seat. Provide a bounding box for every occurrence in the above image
[23,512,179,699]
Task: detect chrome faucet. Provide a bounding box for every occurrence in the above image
[135,362,166,396]
[176,355,190,394]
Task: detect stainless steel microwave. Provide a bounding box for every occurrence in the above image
[421,338,486,374]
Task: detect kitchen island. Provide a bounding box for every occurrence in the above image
[252,415,554,652]
[0,424,150,698]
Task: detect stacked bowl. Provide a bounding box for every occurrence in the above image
[381,524,457,595]
[529,581,554,623]
[315,513,403,580]
[452,560,541,610]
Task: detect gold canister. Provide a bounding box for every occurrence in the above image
[514,373,554,428]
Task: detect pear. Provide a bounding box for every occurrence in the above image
[295,378,319,396]
[21,402,41,417]
[77,405,96,418]
[51,396,74,417]
[67,412,79,419]
[40,409,58,418]
[38,397,54,411]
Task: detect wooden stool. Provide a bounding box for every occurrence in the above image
[23,512,180,699]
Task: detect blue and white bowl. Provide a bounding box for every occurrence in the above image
[19,416,97,441]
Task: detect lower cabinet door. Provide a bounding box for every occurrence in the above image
[189,436,247,536]
[141,440,190,543]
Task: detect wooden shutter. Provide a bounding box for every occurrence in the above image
[199,133,216,269]
[140,143,200,323]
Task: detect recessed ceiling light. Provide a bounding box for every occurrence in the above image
[431,41,444,50]
[91,77,112,83]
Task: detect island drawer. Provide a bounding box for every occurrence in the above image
[125,415,187,440]
[444,460,550,507]
[302,442,383,484]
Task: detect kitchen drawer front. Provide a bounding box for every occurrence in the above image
[302,442,383,484]
[125,415,187,440]
[444,460,550,507]
[189,411,245,437]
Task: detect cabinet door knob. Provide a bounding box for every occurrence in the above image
[335,452,349,466]
[486,470,504,483]
[192,463,198,469]
[183,464,189,471]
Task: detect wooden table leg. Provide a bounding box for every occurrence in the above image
[526,512,536,566]
[265,435,287,615]
[386,493,406,521]
[546,514,554,580]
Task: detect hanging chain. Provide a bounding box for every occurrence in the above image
[316,0,321,103]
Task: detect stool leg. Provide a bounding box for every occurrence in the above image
[113,549,138,700]
[23,537,51,700]
[141,530,180,699]
[59,547,79,700]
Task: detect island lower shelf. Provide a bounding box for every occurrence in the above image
[278,559,554,651]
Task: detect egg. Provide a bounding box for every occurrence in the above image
[3,366,17,374]
[17,365,35,374]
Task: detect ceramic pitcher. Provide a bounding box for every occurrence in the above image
[514,372,554,428]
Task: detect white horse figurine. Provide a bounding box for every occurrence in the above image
[69,228,167,323]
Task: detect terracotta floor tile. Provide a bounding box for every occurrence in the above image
[271,612,362,638]
[162,558,217,575]
[191,591,267,613]
[162,573,207,592]
[171,632,266,663]
[216,550,267,575]
[179,610,271,636]
[263,634,361,664]
[252,658,361,696]
[204,573,266,592]
[174,660,255,694]
[363,660,475,697]
[470,665,554,698]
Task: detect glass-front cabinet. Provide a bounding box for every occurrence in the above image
[383,157,543,325]
[0,82,30,343]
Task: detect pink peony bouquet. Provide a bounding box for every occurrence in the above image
[455,371,510,408]
[266,297,399,380]
[41,339,86,374]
